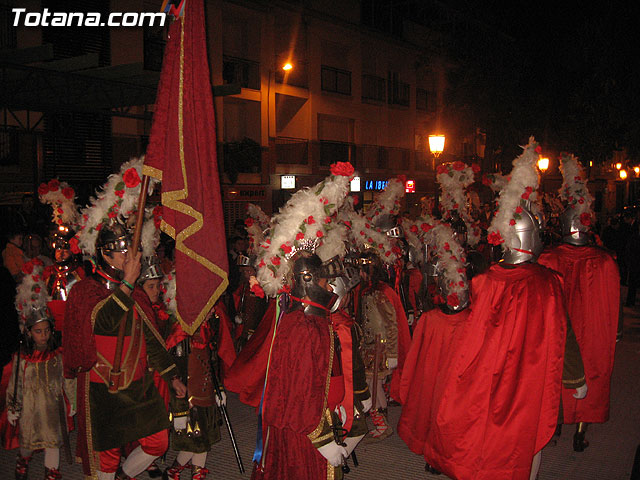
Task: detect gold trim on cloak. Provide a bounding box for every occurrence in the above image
[140,16,228,336]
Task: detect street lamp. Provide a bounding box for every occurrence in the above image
[282,62,293,71]
[616,162,622,170]
[537,157,550,172]
[428,135,445,158]
[620,169,628,180]
[428,134,445,170]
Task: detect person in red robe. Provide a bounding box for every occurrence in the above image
[251,252,357,480]
[538,154,620,451]
[397,222,471,474]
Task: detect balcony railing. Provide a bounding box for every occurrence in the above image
[275,137,308,165]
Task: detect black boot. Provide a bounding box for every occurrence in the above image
[425,462,441,475]
[573,423,589,452]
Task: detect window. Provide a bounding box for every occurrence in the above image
[223,56,260,90]
[321,66,351,95]
[388,72,409,107]
[416,88,429,111]
[362,74,386,102]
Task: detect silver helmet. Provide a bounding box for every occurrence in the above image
[375,214,403,238]
[138,255,164,285]
[559,208,590,246]
[501,204,543,264]
[328,263,360,313]
[289,252,338,316]
[428,255,470,313]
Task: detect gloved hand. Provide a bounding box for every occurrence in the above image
[361,396,372,413]
[317,441,349,467]
[7,410,19,426]
[215,390,227,407]
[174,415,188,431]
[573,384,588,399]
[234,315,243,325]
[387,357,398,369]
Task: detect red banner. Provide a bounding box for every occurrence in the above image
[143,0,229,334]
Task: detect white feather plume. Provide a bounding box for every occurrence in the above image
[255,169,352,297]
[559,154,594,230]
[15,260,50,332]
[76,157,159,256]
[38,180,80,227]
[488,137,540,248]
[162,270,177,316]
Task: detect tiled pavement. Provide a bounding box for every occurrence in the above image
[2,298,639,479]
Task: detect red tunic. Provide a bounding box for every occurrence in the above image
[538,244,620,423]
[250,308,333,480]
[427,263,567,480]
[397,308,469,456]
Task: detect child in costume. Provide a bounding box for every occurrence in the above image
[5,258,75,480]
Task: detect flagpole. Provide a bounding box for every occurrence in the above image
[108,174,150,393]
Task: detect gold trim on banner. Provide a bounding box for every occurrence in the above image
[145,17,228,336]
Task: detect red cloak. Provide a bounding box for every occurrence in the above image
[250,308,333,480]
[426,263,567,480]
[397,308,470,456]
[225,299,277,407]
[538,244,620,423]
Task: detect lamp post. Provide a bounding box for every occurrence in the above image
[428,134,445,169]
[537,157,549,194]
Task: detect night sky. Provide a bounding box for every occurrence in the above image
[468,1,640,163]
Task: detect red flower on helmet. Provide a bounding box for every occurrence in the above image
[437,164,449,175]
[452,161,466,171]
[38,183,49,196]
[123,168,141,188]
[410,225,418,233]
[482,174,492,186]
[281,243,292,254]
[296,232,305,240]
[305,216,316,225]
[316,230,324,238]
[69,236,81,255]
[330,161,355,177]
[509,219,516,226]
[22,262,34,275]
[245,217,254,227]
[580,212,592,226]
[271,256,281,266]
[62,187,75,199]
[487,231,504,245]
[472,163,481,174]
[152,205,163,229]
[515,206,523,214]
[421,223,434,233]
[31,258,43,266]
[48,179,60,191]
[535,145,542,154]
